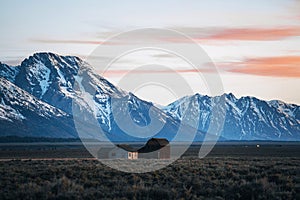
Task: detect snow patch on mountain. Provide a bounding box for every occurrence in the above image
[0,78,67,118]
[0,97,26,122]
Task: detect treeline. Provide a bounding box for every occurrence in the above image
[0,136,81,143]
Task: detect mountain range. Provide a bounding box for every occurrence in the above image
[0,52,299,141]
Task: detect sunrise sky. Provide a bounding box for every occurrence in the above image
[0,0,300,105]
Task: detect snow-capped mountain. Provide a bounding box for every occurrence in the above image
[1,53,125,115]
[163,93,300,141]
[0,52,299,141]
[0,53,195,141]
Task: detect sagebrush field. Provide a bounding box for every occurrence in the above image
[0,156,299,200]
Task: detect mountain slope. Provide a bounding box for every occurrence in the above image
[0,78,77,138]
[0,62,20,83]
[0,52,299,141]
[0,53,197,141]
[163,93,300,141]
[12,53,125,114]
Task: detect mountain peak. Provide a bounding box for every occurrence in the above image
[23,52,84,70]
[0,53,299,141]
[225,92,237,101]
[163,92,300,141]
[194,93,204,98]
[0,52,125,115]
[31,52,82,61]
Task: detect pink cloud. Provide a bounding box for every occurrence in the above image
[204,27,300,41]
[169,26,300,43]
[218,56,300,77]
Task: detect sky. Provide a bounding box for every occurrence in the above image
[0,0,300,105]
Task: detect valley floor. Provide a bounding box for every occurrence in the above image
[0,143,299,199]
[0,142,300,159]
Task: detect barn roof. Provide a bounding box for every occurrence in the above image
[147,138,169,146]
[116,144,140,152]
[117,138,169,153]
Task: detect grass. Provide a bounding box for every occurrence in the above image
[0,157,299,200]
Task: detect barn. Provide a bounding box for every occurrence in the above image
[137,138,170,159]
[97,147,137,159]
[98,138,170,159]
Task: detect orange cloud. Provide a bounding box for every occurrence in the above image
[204,27,300,41]
[204,27,300,40]
[170,26,300,42]
[93,56,300,78]
[220,56,300,77]
[31,26,300,47]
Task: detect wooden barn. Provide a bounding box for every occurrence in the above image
[97,138,170,159]
[97,147,138,159]
[139,138,170,159]
[118,138,170,159]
